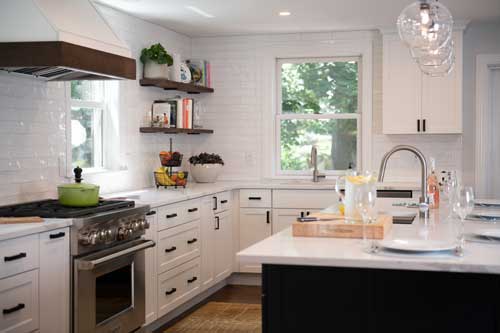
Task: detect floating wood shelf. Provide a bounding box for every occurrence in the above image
[140,127,214,135]
[139,78,214,94]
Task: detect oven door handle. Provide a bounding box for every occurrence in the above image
[77,240,155,271]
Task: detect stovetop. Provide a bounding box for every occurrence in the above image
[0,199,135,218]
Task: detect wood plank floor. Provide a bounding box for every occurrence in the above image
[154,285,261,332]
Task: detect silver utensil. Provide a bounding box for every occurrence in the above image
[466,214,500,222]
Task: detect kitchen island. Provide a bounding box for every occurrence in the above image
[238,206,500,333]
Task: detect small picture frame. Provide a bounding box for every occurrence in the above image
[151,100,171,128]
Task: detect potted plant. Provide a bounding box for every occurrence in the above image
[189,153,224,183]
[140,43,173,79]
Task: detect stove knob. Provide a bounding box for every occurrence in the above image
[127,228,134,237]
[98,230,107,242]
[105,229,114,241]
[79,233,91,246]
[117,227,126,241]
[132,221,140,231]
[89,231,99,245]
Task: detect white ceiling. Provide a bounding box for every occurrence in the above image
[95,0,500,37]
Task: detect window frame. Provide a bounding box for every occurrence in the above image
[275,56,362,176]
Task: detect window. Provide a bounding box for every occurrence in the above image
[276,57,360,175]
[70,81,105,170]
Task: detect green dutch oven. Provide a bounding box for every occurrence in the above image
[58,166,100,207]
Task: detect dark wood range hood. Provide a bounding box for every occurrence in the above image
[0,41,136,81]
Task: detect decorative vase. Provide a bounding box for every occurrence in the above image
[144,61,170,79]
[190,164,223,183]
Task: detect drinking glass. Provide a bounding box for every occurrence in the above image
[452,186,475,251]
[443,171,459,219]
[354,186,377,248]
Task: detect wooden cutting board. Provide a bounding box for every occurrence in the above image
[292,213,392,239]
[0,217,44,224]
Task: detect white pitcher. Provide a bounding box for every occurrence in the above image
[335,170,377,220]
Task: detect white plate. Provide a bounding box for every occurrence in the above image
[379,210,417,217]
[379,239,456,252]
[473,229,500,240]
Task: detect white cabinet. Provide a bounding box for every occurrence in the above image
[272,209,320,234]
[200,196,215,291]
[142,210,158,326]
[272,190,337,209]
[214,210,232,283]
[0,234,39,280]
[239,208,272,273]
[39,227,69,333]
[239,189,272,208]
[382,31,463,134]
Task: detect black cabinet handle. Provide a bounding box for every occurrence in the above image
[248,197,262,200]
[417,119,420,132]
[423,119,426,132]
[215,216,220,230]
[188,208,198,213]
[146,211,157,216]
[213,196,218,211]
[187,238,198,244]
[166,213,177,219]
[4,252,26,262]
[164,246,177,253]
[165,288,177,295]
[187,276,198,283]
[306,211,311,216]
[266,211,270,224]
[49,232,65,239]
[3,303,25,315]
[221,200,228,204]
[300,211,305,218]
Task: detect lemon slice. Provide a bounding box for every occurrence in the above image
[346,175,375,185]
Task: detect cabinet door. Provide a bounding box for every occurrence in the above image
[214,210,233,283]
[272,209,321,234]
[239,208,272,273]
[200,197,215,291]
[143,210,158,325]
[421,32,463,134]
[383,33,422,134]
[39,227,69,333]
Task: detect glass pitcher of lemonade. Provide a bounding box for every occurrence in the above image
[335,170,377,220]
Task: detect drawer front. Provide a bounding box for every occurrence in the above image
[239,189,272,208]
[273,189,337,209]
[157,221,200,274]
[158,199,201,231]
[0,269,39,333]
[215,191,231,213]
[157,258,201,317]
[0,234,39,279]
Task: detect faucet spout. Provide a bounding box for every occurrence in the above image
[378,145,428,204]
[311,145,325,182]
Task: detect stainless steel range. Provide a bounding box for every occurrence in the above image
[0,199,155,333]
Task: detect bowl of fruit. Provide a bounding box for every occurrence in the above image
[159,151,183,167]
[189,153,224,183]
[154,167,188,187]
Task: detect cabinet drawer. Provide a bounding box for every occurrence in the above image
[0,234,39,279]
[239,189,272,208]
[0,269,39,333]
[157,221,200,274]
[158,199,201,231]
[215,191,231,213]
[273,190,337,209]
[157,258,201,317]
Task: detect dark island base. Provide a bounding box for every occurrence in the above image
[262,264,500,333]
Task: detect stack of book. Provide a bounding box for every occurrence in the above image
[186,59,211,88]
[165,98,195,129]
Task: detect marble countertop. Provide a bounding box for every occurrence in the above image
[0,219,72,241]
[105,180,420,208]
[237,205,500,275]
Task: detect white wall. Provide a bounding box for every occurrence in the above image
[0,5,195,204]
[462,19,500,186]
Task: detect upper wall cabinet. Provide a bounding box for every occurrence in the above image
[382,31,463,134]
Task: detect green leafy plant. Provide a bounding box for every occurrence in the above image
[140,43,173,65]
[189,153,224,165]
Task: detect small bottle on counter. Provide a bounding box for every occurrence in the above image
[427,158,440,209]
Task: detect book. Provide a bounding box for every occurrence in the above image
[176,99,183,128]
[206,61,211,88]
[186,59,205,86]
[182,98,193,129]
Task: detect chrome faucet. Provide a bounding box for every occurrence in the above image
[378,145,428,204]
[311,145,326,182]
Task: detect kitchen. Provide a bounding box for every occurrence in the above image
[0,0,499,332]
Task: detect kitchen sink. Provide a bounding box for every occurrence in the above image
[392,214,416,224]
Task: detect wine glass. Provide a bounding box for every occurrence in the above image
[452,186,475,253]
[354,186,377,249]
[443,171,459,219]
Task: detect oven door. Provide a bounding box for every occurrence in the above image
[74,239,155,333]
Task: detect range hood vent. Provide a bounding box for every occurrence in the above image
[0,0,136,81]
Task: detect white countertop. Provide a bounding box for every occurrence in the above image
[0,219,72,241]
[237,205,500,275]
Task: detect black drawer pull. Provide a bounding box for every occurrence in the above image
[248,197,261,200]
[187,276,198,283]
[49,232,65,239]
[213,196,218,211]
[266,210,270,224]
[166,213,177,219]
[417,119,420,132]
[146,211,157,216]
[187,238,198,244]
[188,208,198,213]
[165,288,177,295]
[164,246,177,253]
[220,200,228,204]
[3,303,25,315]
[423,119,426,132]
[4,252,26,262]
[215,216,220,230]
